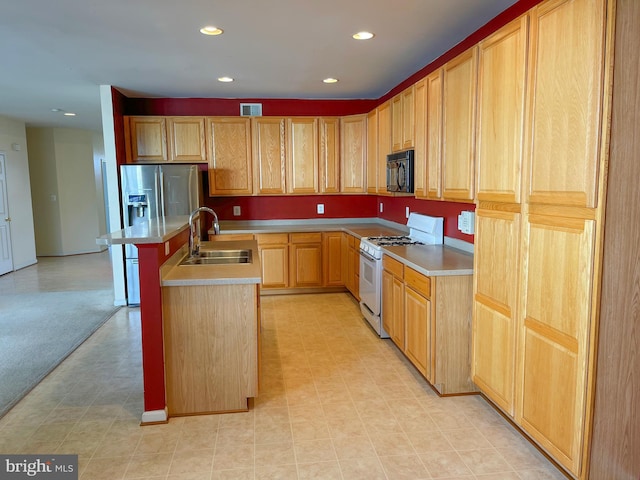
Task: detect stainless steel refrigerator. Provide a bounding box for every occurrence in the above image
[121,164,201,305]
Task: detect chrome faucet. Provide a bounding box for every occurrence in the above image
[188,207,220,257]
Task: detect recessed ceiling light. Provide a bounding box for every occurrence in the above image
[51,108,62,112]
[323,78,339,84]
[352,31,374,40]
[200,26,224,36]
[63,112,76,116]
[218,77,234,83]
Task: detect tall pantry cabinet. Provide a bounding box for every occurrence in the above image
[472,0,615,478]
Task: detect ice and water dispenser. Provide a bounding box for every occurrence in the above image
[125,194,149,227]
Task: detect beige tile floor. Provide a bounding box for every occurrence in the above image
[0,255,568,479]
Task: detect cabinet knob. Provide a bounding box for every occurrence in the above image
[4,217,10,222]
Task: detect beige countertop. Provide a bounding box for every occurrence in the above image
[383,244,474,277]
[213,219,407,239]
[161,240,262,287]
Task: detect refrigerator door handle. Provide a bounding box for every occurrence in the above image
[156,168,165,218]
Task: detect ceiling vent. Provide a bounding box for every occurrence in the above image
[240,103,262,117]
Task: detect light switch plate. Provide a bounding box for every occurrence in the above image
[317,204,325,214]
[164,241,170,256]
[233,206,241,216]
[380,202,384,213]
[405,206,410,218]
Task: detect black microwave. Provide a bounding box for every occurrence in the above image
[386,150,414,193]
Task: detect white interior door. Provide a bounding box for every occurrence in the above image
[0,153,14,275]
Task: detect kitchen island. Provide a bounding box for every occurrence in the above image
[161,240,261,416]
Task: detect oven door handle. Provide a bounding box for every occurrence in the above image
[359,250,377,263]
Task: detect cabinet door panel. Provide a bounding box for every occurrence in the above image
[476,17,528,203]
[127,117,167,162]
[442,48,477,201]
[391,276,405,349]
[382,269,394,338]
[319,118,340,194]
[377,102,392,194]
[391,94,403,153]
[253,118,286,194]
[208,117,253,195]
[287,118,318,194]
[405,286,431,379]
[520,214,595,475]
[426,72,443,199]
[168,117,206,163]
[402,86,415,150]
[472,206,520,416]
[526,0,607,207]
[414,79,427,198]
[340,115,367,193]
[323,232,343,287]
[366,109,378,193]
[290,243,322,287]
[259,245,288,289]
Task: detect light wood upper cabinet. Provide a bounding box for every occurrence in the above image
[167,117,206,163]
[472,204,521,416]
[442,47,478,202]
[526,0,607,208]
[319,117,340,194]
[426,71,443,199]
[476,16,528,204]
[286,117,318,194]
[340,114,367,193]
[391,94,403,153]
[414,79,427,198]
[366,109,378,194]
[402,85,415,150]
[377,101,392,194]
[289,233,323,288]
[520,213,595,475]
[125,116,168,163]
[252,117,286,195]
[207,117,253,196]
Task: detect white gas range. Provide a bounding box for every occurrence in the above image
[359,213,444,338]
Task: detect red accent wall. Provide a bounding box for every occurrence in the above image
[379,196,475,243]
[124,97,377,117]
[205,195,376,221]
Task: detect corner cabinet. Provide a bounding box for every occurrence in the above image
[207,117,253,195]
[340,114,367,193]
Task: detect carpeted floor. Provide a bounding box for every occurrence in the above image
[0,252,119,418]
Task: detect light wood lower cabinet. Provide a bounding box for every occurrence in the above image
[342,233,360,300]
[382,254,475,395]
[256,233,289,289]
[323,232,343,287]
[289,233,323,287]
[162,283,259,416]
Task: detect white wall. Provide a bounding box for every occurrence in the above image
[92,132,107,237]
[0,115,37,270]
[26,127,105,256]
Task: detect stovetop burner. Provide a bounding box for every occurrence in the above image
[363,235,424,247]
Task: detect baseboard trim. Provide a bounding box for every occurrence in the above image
[140,408,168,425]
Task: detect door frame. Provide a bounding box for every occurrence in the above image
[0,152,14,275]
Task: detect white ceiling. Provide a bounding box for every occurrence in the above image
[0,0,518,132]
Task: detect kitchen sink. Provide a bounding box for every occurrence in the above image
[180,249,252,266]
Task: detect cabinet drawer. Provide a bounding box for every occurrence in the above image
[405,267,431,298]
[208,233,255,241]
[383,255,404,278]
[290,232,322,244]
[256,233,288,245]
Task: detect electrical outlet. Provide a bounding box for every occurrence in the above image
[405,206,410,218]
[458,211,475,235]
[164,241,170,256]
[380,202,384,213]
[233,206,241,216]
[317,204,325,214]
